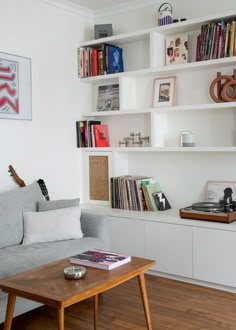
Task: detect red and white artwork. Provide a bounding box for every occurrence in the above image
[0,59,19,114]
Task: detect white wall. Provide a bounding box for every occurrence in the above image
[93,0,236,209]
[0,0,92,198]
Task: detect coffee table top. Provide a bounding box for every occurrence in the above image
[0,257,155,308]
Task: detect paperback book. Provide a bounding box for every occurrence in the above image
[70,249,131,270]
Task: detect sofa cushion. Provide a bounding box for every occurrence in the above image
[23,206,83,245]
[37,198,80,211]
[0,183,44,248]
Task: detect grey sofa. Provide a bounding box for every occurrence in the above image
[0,182,109,324]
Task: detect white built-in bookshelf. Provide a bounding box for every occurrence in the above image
[79,10,236,152]
[78,10,236,291]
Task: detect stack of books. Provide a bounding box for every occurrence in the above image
[196,19,236,61]
[78,43,124,78]
[76,121,109,148]
[110,175,171,211]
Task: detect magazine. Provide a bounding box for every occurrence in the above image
[166,34,188,65]
[206,180,236,204]
[70,249,131,270]
[97,84,120,111]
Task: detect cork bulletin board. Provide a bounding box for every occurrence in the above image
[89,155,109,201]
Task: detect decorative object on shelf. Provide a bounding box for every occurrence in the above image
[119,132,150,147]
[0,52,32,120]
[209,70,236,103]
[94,24,113,39]
[158,2,173,26]
[153,76,176,107]
[97,84,119,111]
[180,131,195,147]
[166,34,188,65]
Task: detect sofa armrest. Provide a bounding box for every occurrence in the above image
[80,211,109,248]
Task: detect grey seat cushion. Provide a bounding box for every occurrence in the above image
[0,183,44,248]
[37,198,80,212]
[0,237,107,299]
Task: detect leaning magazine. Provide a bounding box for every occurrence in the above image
[70,249,131,270]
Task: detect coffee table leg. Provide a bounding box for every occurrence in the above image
[4,294,16,330]
[57,307,64,330]
[138,273,152,330]
[93,294,98,330]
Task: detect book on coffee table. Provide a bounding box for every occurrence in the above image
[70,249,131,270]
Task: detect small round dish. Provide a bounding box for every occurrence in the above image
[64,266,86,280]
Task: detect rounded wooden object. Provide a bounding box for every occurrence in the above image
[221,79,236,102]
[209,75,234,103]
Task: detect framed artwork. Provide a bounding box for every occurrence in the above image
[153,76,176,107]
[206,180,236,204]
[97,84,120,111]
[166,34,188,65]
[0,52,32,120]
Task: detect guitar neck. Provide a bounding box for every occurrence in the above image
[37,179,50,201]
[8,165,26,187]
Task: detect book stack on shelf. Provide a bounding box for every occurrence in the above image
[76,120,109,148]
[70,249,131,270]
[196,18,236,61]
[110,176,171,211]
[78,43,124,78]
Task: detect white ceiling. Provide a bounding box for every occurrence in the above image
[65,0,144,11]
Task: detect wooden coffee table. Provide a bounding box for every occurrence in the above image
[0,256,155,330]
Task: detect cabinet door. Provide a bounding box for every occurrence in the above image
[146,222,193,277]
[193,227,236,287]
[108,217,145,257]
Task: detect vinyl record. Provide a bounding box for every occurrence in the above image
[192,202,224,212]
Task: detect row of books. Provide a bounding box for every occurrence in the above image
[110,175,171,211]
[76,121,109,147]
[196,19,236,62]
[78,43,124,78]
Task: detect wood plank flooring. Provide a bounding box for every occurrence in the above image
[1,275,236,330]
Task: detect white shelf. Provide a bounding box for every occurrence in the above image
[80,10,236,47]
[82,103,236,117]
[79,57,236,83]
[81,147,236,153]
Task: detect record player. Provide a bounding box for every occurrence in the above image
[179,202,236,223]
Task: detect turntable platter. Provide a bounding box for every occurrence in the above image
[192,202,225,212]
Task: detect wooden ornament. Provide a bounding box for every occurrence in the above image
[209,69,236,103]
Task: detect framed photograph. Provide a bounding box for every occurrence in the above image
[152,76,176,107]
[97,84,119,111]
[206,180,236,204]
[166,34,188,65]
[0,52,32,120]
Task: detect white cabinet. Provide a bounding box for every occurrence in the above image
[108,217,146,258]
[79,11,236,152]
[193,227,236,287]
[146,222,193,278]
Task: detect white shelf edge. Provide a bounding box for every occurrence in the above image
[80,147,236,152]
[81,103,236,117]
[79,10,236,47]
[79,57,236,83]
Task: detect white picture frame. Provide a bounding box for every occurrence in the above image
[0,52,32,120]
[153,76,176,107]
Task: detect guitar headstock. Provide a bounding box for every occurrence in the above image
[37,179,50,201]
[8,165,26,187]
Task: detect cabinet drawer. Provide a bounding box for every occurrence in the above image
[193,227,236,287]
[146,222,193,278]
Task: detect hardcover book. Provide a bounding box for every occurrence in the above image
[70,249,131,270]
[97,84,120,111]
[106,45,124,74]
[166,34,188,65]
[93,124,109,147]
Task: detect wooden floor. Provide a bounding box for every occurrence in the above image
[1,275,236,330]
